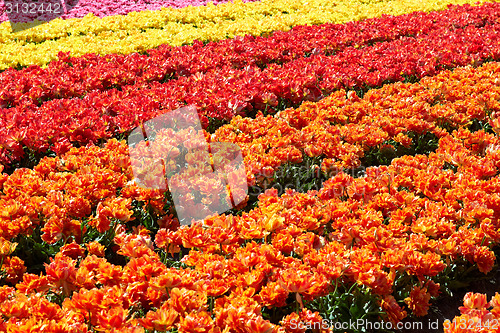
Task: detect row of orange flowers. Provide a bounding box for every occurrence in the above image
[1,124,499,331]
[1,61,500,331]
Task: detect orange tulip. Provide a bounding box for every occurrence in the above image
[405,286,431,317]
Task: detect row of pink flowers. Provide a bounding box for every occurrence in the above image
[1,10,500,169]
[0,0,258,23]
[2,2,498,109]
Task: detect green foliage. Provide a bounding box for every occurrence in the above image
[3,146,57,175]
[271,155,327,195]
[207,117,229,134]
[130,199,160,234]
[433,254,500,299]
[363,131,439,167]
[10,225,63,275]
[305,281,387,333]
[468,118,494,135]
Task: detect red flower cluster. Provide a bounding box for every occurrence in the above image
[2,2,500,168]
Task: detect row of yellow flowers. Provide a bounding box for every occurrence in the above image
[0,0,498,69]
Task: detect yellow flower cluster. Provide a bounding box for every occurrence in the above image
[0,0,497,69]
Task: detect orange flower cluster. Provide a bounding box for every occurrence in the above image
[214,61,500,184]
[1,126,499,330]
[128,118,248,224]
[2,62,500,331]
[444,293,500,333]
[0,139,135,243]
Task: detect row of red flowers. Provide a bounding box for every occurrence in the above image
[1,61,500,331]
[1,2,498,109]
[2,13,500,169]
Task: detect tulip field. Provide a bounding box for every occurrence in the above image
[3,0,500,332]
